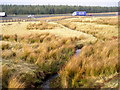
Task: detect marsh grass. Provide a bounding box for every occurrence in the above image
[58,17,118,41]
[2,16,118,88]
[8,75,25,88]
[26,21,57,30]
[2,33,76,88]
[2,43,12,50]
[2,65,16,88]
[71,17,118,25]
[59,21,77,30]
[60,40,118,88]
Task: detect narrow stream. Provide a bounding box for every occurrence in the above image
[41,74,59,89]
[75,49,81,56]
[41,49,81,88]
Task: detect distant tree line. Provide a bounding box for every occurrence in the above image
[0,5,118,15]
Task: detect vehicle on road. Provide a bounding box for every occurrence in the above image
[27,14,35,18]
[0,12,7,17]
[72,11,86,16]
[88,13,93,16]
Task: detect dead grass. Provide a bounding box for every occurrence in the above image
[1,33,77,88]
[8,75,25,88]
[60,40,119,88]
[1,21,94,42]
[1,16,118,88]
[70,16,118,25]
[58,16,118,41]
[27,21,58,30]
[58,21,77,30]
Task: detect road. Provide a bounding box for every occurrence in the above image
[0,14,71,20]
[0,13,117,21]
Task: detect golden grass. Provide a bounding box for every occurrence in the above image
[75,16,118,25]
[60,40,119,88]
[2,33,77,88]
[1,16,118,88]
[58,16,118,41]
[26,21,57,30]
[2,64,16,88]
[1,21,95,42]
[8,75,25,88]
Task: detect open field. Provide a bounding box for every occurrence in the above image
[57,16,118,41]
[1,15,119,88]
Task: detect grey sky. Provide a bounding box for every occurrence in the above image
[0,0,119,6]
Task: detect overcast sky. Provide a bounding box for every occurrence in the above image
[0,0,119,7]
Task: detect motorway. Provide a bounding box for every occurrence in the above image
[0,13,117,21]
[0,14,71,20]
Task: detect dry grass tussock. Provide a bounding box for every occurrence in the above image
[8,75,25,88]
[26,21,58,30]
[1,33,79,88]
[60,40,119,88]
[1,34,77,64]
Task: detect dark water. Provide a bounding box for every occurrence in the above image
[75,49,81,56]
[41,74,59,89]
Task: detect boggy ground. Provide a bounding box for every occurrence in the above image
[0,15,119,88]
[1,33,78,88]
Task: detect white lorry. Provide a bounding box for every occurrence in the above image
[28,14,35,18]
[0,12,7,17]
